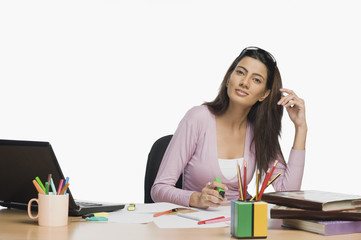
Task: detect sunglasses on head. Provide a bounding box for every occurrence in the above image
[240,46,277,65]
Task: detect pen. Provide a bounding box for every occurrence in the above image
[59,183,69,195]
[203,217,231,224]
[32,179,45,194]
[35,176,46,192]
[198,216,227,225]
[153,208,178,217]
[177,213,201,221]
[57,179,64,195]
[214,177,225,198]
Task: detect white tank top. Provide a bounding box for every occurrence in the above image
[218,158,244,180]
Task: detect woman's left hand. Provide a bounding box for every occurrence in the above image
[278,88,307,129]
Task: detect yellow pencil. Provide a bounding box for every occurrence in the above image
[267,173,281,187]
[256,169,260,200]
[237,162,243,200]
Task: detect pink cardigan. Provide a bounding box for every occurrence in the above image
[151,105,305,206]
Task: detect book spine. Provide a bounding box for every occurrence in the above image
[261,194,321,211]
[324,221,361,235]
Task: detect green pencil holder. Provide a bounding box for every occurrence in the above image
[231,200,268,239]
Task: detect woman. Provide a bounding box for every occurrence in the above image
[151,46,307,208]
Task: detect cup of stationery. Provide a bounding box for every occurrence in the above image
[231,200,267,239]
[28,193,69,227]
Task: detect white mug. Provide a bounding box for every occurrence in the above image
[28,193,69,227]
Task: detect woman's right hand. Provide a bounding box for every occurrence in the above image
[189,181,228,209]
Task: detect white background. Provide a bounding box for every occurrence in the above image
[1,0,360,204]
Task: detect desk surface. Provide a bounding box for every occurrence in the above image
[1,208,361,240]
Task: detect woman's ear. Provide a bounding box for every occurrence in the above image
[259,89,270,102]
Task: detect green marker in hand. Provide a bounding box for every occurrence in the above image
[214,177,225,198]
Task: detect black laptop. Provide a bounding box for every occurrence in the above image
[0,139,124,216]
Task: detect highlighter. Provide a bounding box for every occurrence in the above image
[214,177,225,198]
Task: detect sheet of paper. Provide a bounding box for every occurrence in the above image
[107,202,185,223]
[100,203,232,227]
[108,212,153,223]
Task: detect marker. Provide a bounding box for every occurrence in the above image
[202,217,231,224]
[45,182,49,195]
[153,208,178,217]
[198,216,226,225]
[59,183,69,195]
[214,177,225,198]
[85,216,108,221]
[47,174,52,187]
[57,179,64,195]
[35,176,46,192]
[32,180,45,194]
[82,212,109,219]
[63,177,69,194]
[50,178,57,194]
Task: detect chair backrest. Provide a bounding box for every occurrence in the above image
[144,135,183,203]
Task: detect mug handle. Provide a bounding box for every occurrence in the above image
[27,198,39,219]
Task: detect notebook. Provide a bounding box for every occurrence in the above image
[261,190,361,211]
[0,139,124,216]
[282,219,361,236]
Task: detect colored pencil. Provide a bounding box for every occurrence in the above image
[267,173,281,186]
[256,169,260,200]
[237,162,243,200]
[268,160,278,181]
[243,160,247,200]
[257,168,270,200]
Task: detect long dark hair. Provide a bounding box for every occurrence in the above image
[204,47,285,177]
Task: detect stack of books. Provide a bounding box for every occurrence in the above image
[261,190,361,236]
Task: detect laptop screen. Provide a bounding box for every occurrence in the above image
[0,140,78,211]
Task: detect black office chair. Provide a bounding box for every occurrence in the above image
[144,135,183,203]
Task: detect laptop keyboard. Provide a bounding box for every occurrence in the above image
[75,200,103,207]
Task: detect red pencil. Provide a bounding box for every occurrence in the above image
[243,160,247,201]
[257,168,270,200]
[268,160,279,181]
